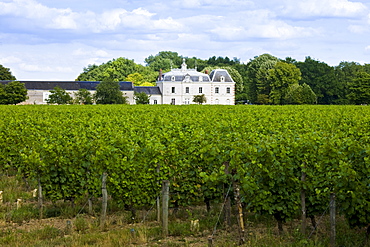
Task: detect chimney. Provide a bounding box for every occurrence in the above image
[205,70,209,74]
[158,69,163,81]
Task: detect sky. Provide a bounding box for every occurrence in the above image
[0,0,370,80]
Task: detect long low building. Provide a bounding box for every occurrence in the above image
[1,60,235,105]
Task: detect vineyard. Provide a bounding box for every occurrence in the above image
[1,105,370,245]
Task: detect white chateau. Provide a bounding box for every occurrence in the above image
[1,59,235,105]
[156,59,235,105]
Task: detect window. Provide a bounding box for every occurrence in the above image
[226,87,231,94]
[215,87,219,94]
[172,87,175,93]
[215,99,219,104]
[185,98,190,105]
[199,87,202,94]
[154,100,158,105]
[220,76,225,82]
[226,99,230,105]
[185,87,189,94]
[171,98,176,105]
[171,76,175,81]
[199,76,203,82]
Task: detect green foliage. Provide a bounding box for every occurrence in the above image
[126,73,146,86]
[296,57,340,104]
[134,92,150,104]
[46,86,72,105]
[193,94,207,104]
[246,54,279,104]
[0,81,28,105]
[267,61,302,104]
[284,83,317,104]
[74,88,93,105]
[76,57,157,85]
[1,105,370,235]
[145,51,183,71]
[347,72,370,104]
[0,64,16,80]
[94,78,127,104]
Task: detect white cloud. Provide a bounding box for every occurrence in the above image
[348,25,368,34]
[0,56,22,64]
[177,0,253,8]
[280,0,368,18]
[208,10,318,40]
[0,1,183,33]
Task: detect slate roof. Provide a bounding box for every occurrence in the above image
[0,81,134,91]
[209,69,234,83]
[134,86,161,95]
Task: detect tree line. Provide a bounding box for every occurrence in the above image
[76,51,370,105]
[1,52,370,105]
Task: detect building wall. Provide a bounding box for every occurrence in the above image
[25,89,135,104]
[158,81,234,105]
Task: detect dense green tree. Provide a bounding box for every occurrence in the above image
[0,84,7,104]
[74,88,93,105]
[145,51,183,71]
[347,72,370,104]
[0,81,28,105]
[46,86,72,105]
[267,62,302,105]
[245,54,279,104]
[134,92,150,104]
[126,72,145,86]
[94,77,127,104]
[76,57,157,85]
[284,83,317,104]
[0,64,16,80]
[193,94,207,104]
[296,57,340,104]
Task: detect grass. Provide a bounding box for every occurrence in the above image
[1,175,370,246]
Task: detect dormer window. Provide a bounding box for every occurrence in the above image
[220,76,225,82]
[199,76,203,82]
[171,76,175,81]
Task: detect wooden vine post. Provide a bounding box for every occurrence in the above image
[330,193,336,247]
[157,165,161,222]
[162,180,170,237]
[224,162,231,227]
[232,169,245,245]
[38,177,43,219]
[101,172,108,229]
[301,167,307,235]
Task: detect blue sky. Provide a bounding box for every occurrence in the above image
[0,0,369,80]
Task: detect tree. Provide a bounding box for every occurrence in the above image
[296,57,339,104]
[145,51,183,71]
[347,72,370,105]
[94,77,127,104]
[74,88,93,105]
[134,92,150,104]
[0,64,16,80]
[245,54,279,104]
[284,83,317,104]
[193,94,207,104]
[0,81,28,105]
[76,57,157,85]
[267,62,302,105]
[46,86,73,105]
